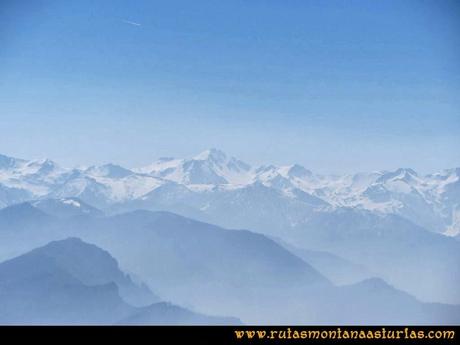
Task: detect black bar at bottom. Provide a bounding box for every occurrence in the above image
[0,325,458,344]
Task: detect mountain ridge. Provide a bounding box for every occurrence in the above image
[0,237,240,324]
[0,150,459,248]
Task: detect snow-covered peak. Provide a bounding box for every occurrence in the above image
[227,157,251,173]
[346,172,384,191]
[85,163,134,179]
[0,150,459,237]
[137,149,252,185]
[281,164,313,179]
[193,148,227,163]
[254,165,278,175]
[254,164,315,186]
[21,158,63,176]
[192,149,251,174]
[376,168,419,184]
[0,154,27,170]
[136,157,183,175]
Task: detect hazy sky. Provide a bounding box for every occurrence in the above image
[1,0,459,173]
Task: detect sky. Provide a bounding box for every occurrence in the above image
[0,0,459,173]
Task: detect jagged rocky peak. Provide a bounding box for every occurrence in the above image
[23,158,62,176]
[285,164,313,178]
[193,148,228,164]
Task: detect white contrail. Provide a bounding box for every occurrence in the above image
[122,19,141,27]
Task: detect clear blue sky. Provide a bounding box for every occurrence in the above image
[1,0,459,173]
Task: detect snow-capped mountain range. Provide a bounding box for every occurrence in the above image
[0,149,459,237]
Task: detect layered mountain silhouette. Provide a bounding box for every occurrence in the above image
[287,208,460,304]
[0,203,459,324]
[0,149,459,323]
[0,238,239,325]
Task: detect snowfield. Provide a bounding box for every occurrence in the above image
[0,149,459,237]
